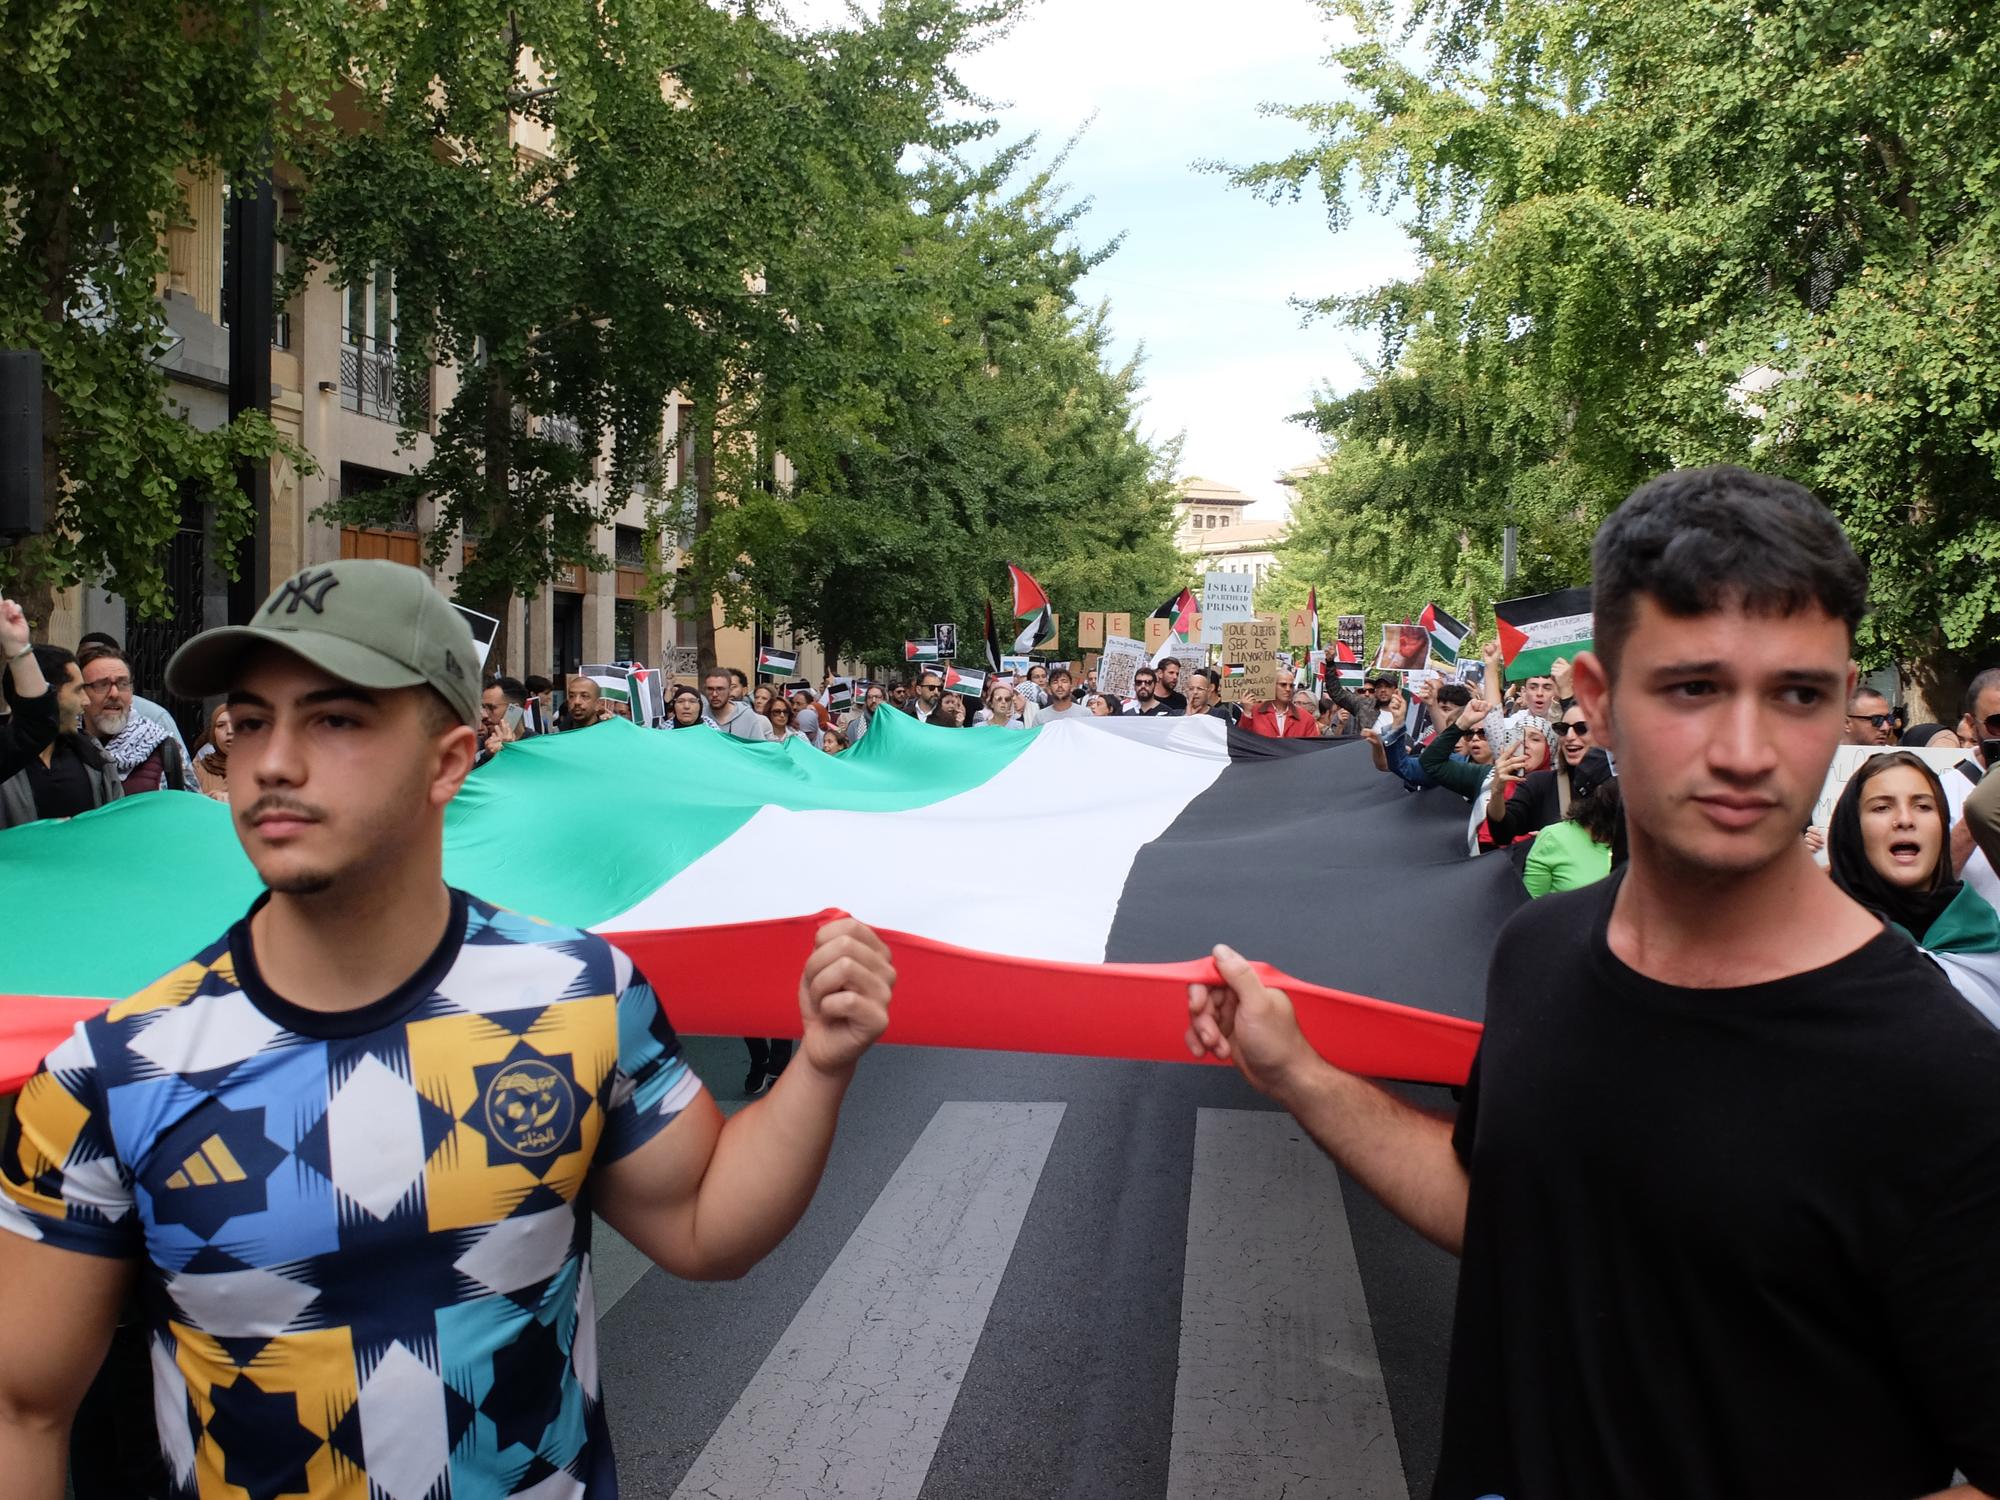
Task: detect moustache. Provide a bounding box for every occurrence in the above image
[241,795,326,825]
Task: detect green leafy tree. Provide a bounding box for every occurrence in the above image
[0,0,333,616]
[706,146,1185,666]
[1227,0,2000,713]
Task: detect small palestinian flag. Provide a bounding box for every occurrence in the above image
[1419,602,1469,666]
[1495,587,1593,682]
[905,639,941,662]
[1006,564,1056,654]
[1307,586,1321,653]
[943,663,987,698]
[1333,641,1367,690]
[1223,662,1247,684]
[757,646,798,678]
[827,676,855,710]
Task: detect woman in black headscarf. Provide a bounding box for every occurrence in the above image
[1825,751,2000,1026]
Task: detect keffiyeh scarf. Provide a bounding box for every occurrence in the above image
[101,715,169,777]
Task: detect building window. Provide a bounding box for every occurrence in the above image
[337,463,421,566]
[340,266,426,424]
[613,599,638,662]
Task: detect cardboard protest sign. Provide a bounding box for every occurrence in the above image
[1106,612,1131,642]
[1337,615,1366,658]
[1144,616,1172,652]
[1375,622,1432,672]
[1222,619,1279,700]
[1810,745,1975,840]
[1287,608,1315,647]
[1202,572,1255,643]
[1079,611,1106,649]
[451,603,502,670]
[1097,635,1146,700]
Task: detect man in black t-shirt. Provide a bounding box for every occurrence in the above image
[1186,465,2000,1500]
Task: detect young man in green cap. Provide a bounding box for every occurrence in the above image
[0,558,897,1499]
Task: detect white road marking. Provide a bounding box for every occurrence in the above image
[1168,1108,1409,1500]
[670,1101,1066,1500]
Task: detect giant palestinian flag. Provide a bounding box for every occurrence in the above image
[0,716,1525,1093]
[1495,587,1594,681]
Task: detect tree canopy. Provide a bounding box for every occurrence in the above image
[1235,0,2000,710]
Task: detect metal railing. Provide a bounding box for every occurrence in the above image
[340,337,427,425]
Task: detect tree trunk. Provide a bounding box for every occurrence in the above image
[691,385,718,673]
[478,361,516,672]
[8,160,72,632]
[1904,641,1974,731]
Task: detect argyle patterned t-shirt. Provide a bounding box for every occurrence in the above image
[0,888,703,1499]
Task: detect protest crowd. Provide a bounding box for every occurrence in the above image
[1,464,1999,1499]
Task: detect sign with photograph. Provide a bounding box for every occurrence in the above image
[934,623,958,660]
[1336,615,1366,658]
[1375,622,1433,673]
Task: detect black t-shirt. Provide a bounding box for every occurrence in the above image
[23,738,104,819]
[1437,871,2000,1500]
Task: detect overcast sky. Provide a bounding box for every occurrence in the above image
[939,0,1418,518]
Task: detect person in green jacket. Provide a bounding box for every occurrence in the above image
[1523,753,1620,897]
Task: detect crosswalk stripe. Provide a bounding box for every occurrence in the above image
[670,1101,1066,1500]
[1168,1108,1409,1500]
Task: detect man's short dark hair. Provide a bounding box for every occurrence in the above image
[497,676,527,703]
[525,674,553,694]
[1438,681,1473,709]
[1848,686,1889,712]
[77,632,120,653]
[1591,465,1869,676]
[3,644,75,712]
[728,667,749,689]
[703,668,730,685]
[1050,667,1072,684]
[75,642,127,672]
[1962,667,2000,721]
[1158,655,1180,671]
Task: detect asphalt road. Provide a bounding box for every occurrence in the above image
[595,1036,1463,1499]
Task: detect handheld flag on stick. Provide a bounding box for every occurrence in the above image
[1419,603,1469,667]
[942,663,987,698]
[1150,586,1199,666]
[1005,564,1056,654]
[1494,588,1593,681]
[756,646,798,678]
[983,599,1002,674]
[1308,586,1321,654]
[1333,640,1367,690]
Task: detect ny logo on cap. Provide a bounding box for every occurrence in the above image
[268,568,341,617]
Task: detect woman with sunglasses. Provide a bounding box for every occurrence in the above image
[1826,751,2000,1027]
[1486,704,1606,845]
[762,699,807,743]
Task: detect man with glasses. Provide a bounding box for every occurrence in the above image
[75,631,190,760]
[1844,686,1895,746]
[910,670,944,724]
[1125,667,1165,715]
[76,643,194,794]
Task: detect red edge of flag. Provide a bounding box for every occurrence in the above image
[1495,616,1529,664]
[0,916,1481,1095]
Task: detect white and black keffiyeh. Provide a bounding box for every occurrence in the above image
[101,715,169,777]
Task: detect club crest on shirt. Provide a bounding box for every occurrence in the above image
[479,1055,577,1160]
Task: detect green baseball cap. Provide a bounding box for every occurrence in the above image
[167,559,482,727]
